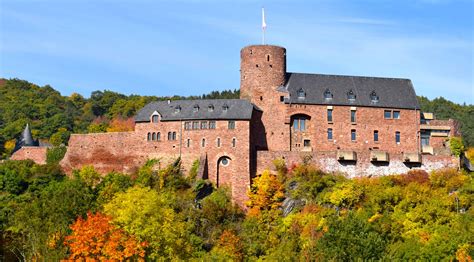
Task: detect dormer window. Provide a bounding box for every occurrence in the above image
[193,105,199,112]
[370,91,379,103]
[222,104,229,112]
[347,90,356,101]
[208,105,214,112]
[151,112,159,123]
[297,88,305,99]
[175,105,181,113]
[324,89,333,100]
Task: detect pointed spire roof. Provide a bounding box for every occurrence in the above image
[21,123,35,146]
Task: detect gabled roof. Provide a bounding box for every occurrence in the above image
[135,99,257,122]
[282,73,420,109]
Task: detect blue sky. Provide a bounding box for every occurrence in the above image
[1,0,473,104]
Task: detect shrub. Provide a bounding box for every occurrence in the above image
[46,146,67,164]
[450,137,465,157]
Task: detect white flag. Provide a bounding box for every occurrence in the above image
[262,7,267,30]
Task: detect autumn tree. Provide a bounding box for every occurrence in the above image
[65,212,146,260]
[246,170,285,216]
[104,186,194,260]
[106,117,135,132]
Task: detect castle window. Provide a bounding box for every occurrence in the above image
[324,89,333,100]
[384,110,392,119]
[304,139,311,147]
[395,131,400,144]
[152,115,159,123]
[184,122,191,130]
[347,90,356,101]
[232,138,236,147]
[260,96,263,101]
[280,96,284,102]
[147,132,151,141]
[351,110,356,123]
[217,138,221,147]
[168,132,172,140]
[175,106,181,113]
[201,121,208,129]
[209,121,216,129]
[157,132,161,141]
[193,105,199,112]
[351,129,356,141]
[327,109,333,122]
[228,121,235,129]
[222,104,229,112]
[152,132,156,141]
[202,138,206,147]
[208,105,214,112]
[292,115,309,132]
[172,132,176,140]
[221,157,229,166]
[374,130,379,142]
[192,121,200,130]
[327,128,333,140]
[187,139,190,147]
[370,91,379,103]
[393,111,400,119]
[267,54,270,61]
[297,88,305,99]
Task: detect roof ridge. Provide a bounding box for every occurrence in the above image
[288,72,411,81]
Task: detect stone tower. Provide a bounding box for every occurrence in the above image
[240,45,290,151]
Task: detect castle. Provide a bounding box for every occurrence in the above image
[11,44,460,206]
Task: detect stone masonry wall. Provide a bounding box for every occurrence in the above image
[10,147,48,164]
[256,150,459,177]
[61,119,252,207]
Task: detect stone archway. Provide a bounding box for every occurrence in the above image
[216,156,232,188]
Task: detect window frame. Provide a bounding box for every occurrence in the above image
[228,120,236,130]
[395,131,400,144]
[351,110,356,123]
[327,128,333,140]
[374,130,379,142]
[351,129,356,141]
[384,110,392,119]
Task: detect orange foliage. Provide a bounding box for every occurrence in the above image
[106,117,135,132]
[246,170,285,216]
[214,230,243,261]
[64,212,146,261]
[391,169,430,186]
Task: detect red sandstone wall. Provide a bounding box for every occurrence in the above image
[256,150,459,177]
[11,147,48,164]
[285,105,420,154]
[61,119,252,207]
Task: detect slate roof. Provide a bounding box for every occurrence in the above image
[282,73,420,109]
[135,99,257,122]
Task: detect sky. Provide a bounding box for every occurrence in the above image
[0,0,473,104]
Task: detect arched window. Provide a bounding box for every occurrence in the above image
[168,132,172,140]
[291,114,310,132]
[193,105,199,112]
[152,115,159,123]
[217,138,221,147]
[370,91,379,103]
[222,104,229,112]
[187,138,190,147]
[147,132,151,141]
[232,138,236,147]
[157,132,161,141]
[347,90,356,101]
[297,88,305,99]
[172,132,176,140]
[202,138,206,147]
[324,89,333,100]
[208,104,214,112]
[152,132,156,141]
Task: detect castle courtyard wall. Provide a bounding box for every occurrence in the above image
[10,147,48,164]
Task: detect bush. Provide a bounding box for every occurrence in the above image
[450,137,465,157]
[46,146,67,164]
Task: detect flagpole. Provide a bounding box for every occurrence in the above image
[262,7,266,45]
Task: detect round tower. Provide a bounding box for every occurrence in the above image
[240,45,286,104]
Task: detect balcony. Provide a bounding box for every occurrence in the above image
[337,150,357,161]
[421,145,434,155]
[370,151,389,162]
[403,152,422,163]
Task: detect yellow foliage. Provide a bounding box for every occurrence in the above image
[246,170,285,216]
[4,139,16,154]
